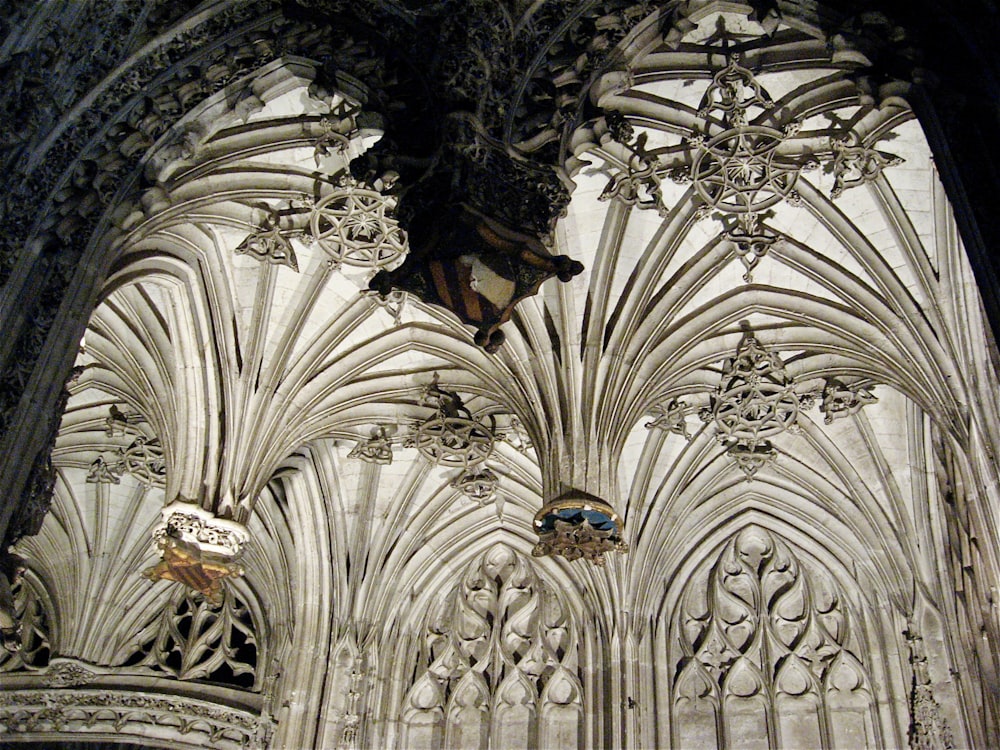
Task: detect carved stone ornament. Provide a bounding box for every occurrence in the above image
[646,398,692,439]
[88,408,167,488]
[118,435,167,487]
[143,503,248,605]
[819,379,878,423]
[496,415,533,452]
[104,403,144,437]
[414,374,497,468]
[701,327,810,480]
[348,426,394,464]
[235,205,300,271]
[0,552,27,654]
[402,545,582,742]
[724,212,780,282]
[596,52,904,283]
[830,133,905,199]
[310,178,407,271]
[85,455,122,484]
[451,467,499,505]
[43,658,101,688]
[0,575,49,674]
[532,491,628,566]
[368,205,582,352]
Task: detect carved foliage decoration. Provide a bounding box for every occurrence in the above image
[119,588,260,691]
[401,545,582,750]
[0,578,51,673]
[672,526,875,749]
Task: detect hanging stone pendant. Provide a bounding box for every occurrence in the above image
[532,490,628,566]
[368,205,582,352]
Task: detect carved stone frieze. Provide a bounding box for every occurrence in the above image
[0,688,261,748]
[43,659,100,688]
[152,503,250,559]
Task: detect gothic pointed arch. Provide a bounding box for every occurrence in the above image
[667,524,881,749]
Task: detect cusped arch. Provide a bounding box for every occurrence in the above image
[658,521,901,749]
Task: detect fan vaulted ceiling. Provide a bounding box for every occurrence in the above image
[2,2,999,749]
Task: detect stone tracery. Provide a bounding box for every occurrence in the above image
[672,526,876,749]
[400,545,583,749]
